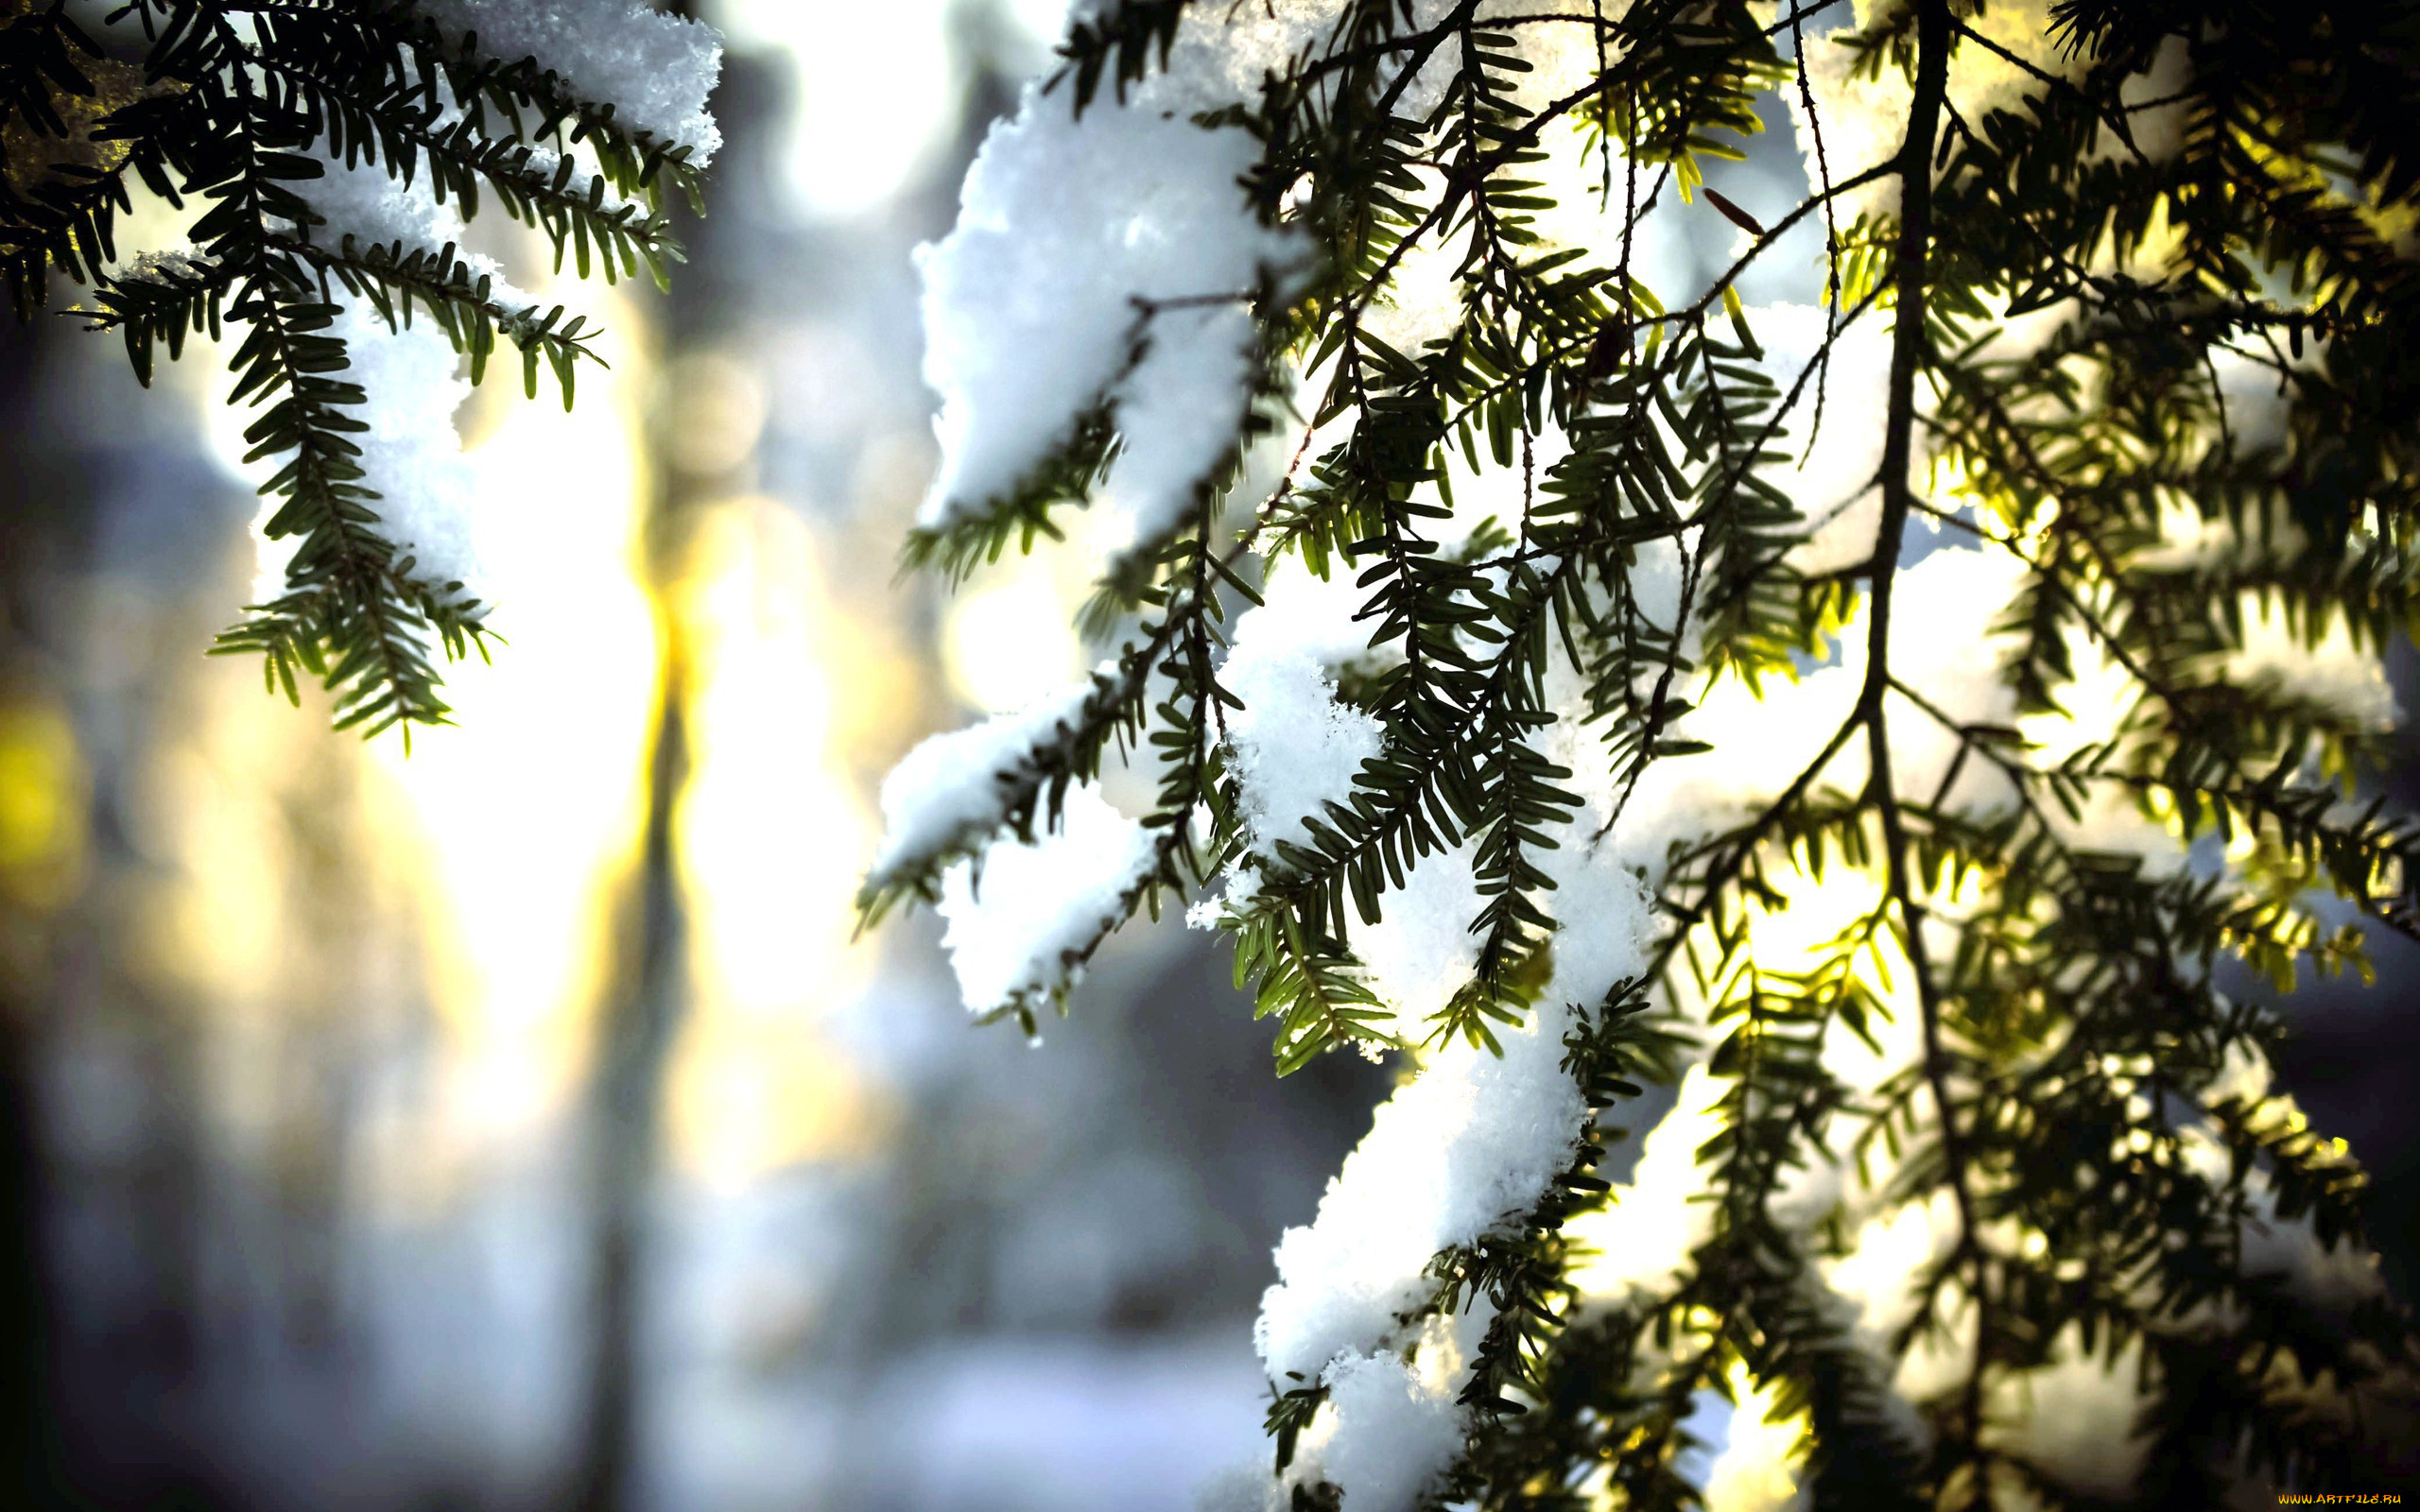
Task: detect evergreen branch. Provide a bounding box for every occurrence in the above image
[1858,0,1999,1485]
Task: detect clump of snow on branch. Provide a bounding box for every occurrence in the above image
[1204,1307,1488,1512]
[232,6,723,621]
[915,88,1303,544]
[924,0,1636,549]
[334,306,482,593]
[886,5,2408,1506]
[1979,1326,2151,1503]
[1254,1000,1586,1382]
[1566,1062,1728,1301]
[867,672,1100,886]
[238,156,510,608]
[1345,841,1487,1035]
[2226,596,2401,732]
[418,0,724,161]
[934,783,1157,1019]
[1222,622,1385,863]
[1310,1343,1468,1509]
[1255,863,1650,1386]
[1097,301,1265,550]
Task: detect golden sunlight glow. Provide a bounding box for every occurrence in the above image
[666,495,895,1187]
[164,270,661,1164]
[942,565,1088,713]
[361,286,663,1133]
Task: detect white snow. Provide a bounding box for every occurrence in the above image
[1098,301,1264,553]
[237,156,503,610]
[233,0,725,619]
[875,7,2405,1506]
[1565,1061,1727,1303]
[331,304,483,603]
[934,783,1158,1018]
[869,673,1103,887]
[1347,840,1487,1037]
[1980,1326,2150,1503]
[1737,301,1899,576]
[1313,1348,1465,1510]
[420,0,724,162]
[915,86,1305,540]
[1254,997,1587,1383]
[1222,637,1385,863]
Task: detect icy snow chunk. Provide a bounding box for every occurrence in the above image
[869,673,1100,885]
[420,0,724,162]
[935,783,1156,1017]
[1255,1000,1586,1381]
[917,86,1305,536]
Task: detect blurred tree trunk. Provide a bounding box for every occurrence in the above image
[566,7,721,1507]
[569,619,690,1512]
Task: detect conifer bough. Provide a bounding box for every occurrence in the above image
[0,0,722,739]
[871,0,2420,1505]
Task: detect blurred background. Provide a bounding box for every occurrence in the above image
[0,4,2412,1509]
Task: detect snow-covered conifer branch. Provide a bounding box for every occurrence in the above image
[2,0,721,739]
[872,0,2420,1504]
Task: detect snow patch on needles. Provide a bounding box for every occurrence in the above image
[935,783,1157,1019]
[1223,610,1385,862]
[333,305,482,602]
[915,86,1304,538]
[419,0,724,163]
[1567,1062,1727,1303]
[244,156,509,610]
[1349,842,1487,1035]
[1098,301,1264,553]
[1254,998,1589,1383]
[869,673,1101,886]
[1312,1347,1467,1510]
[1246,1306,1490,1512]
